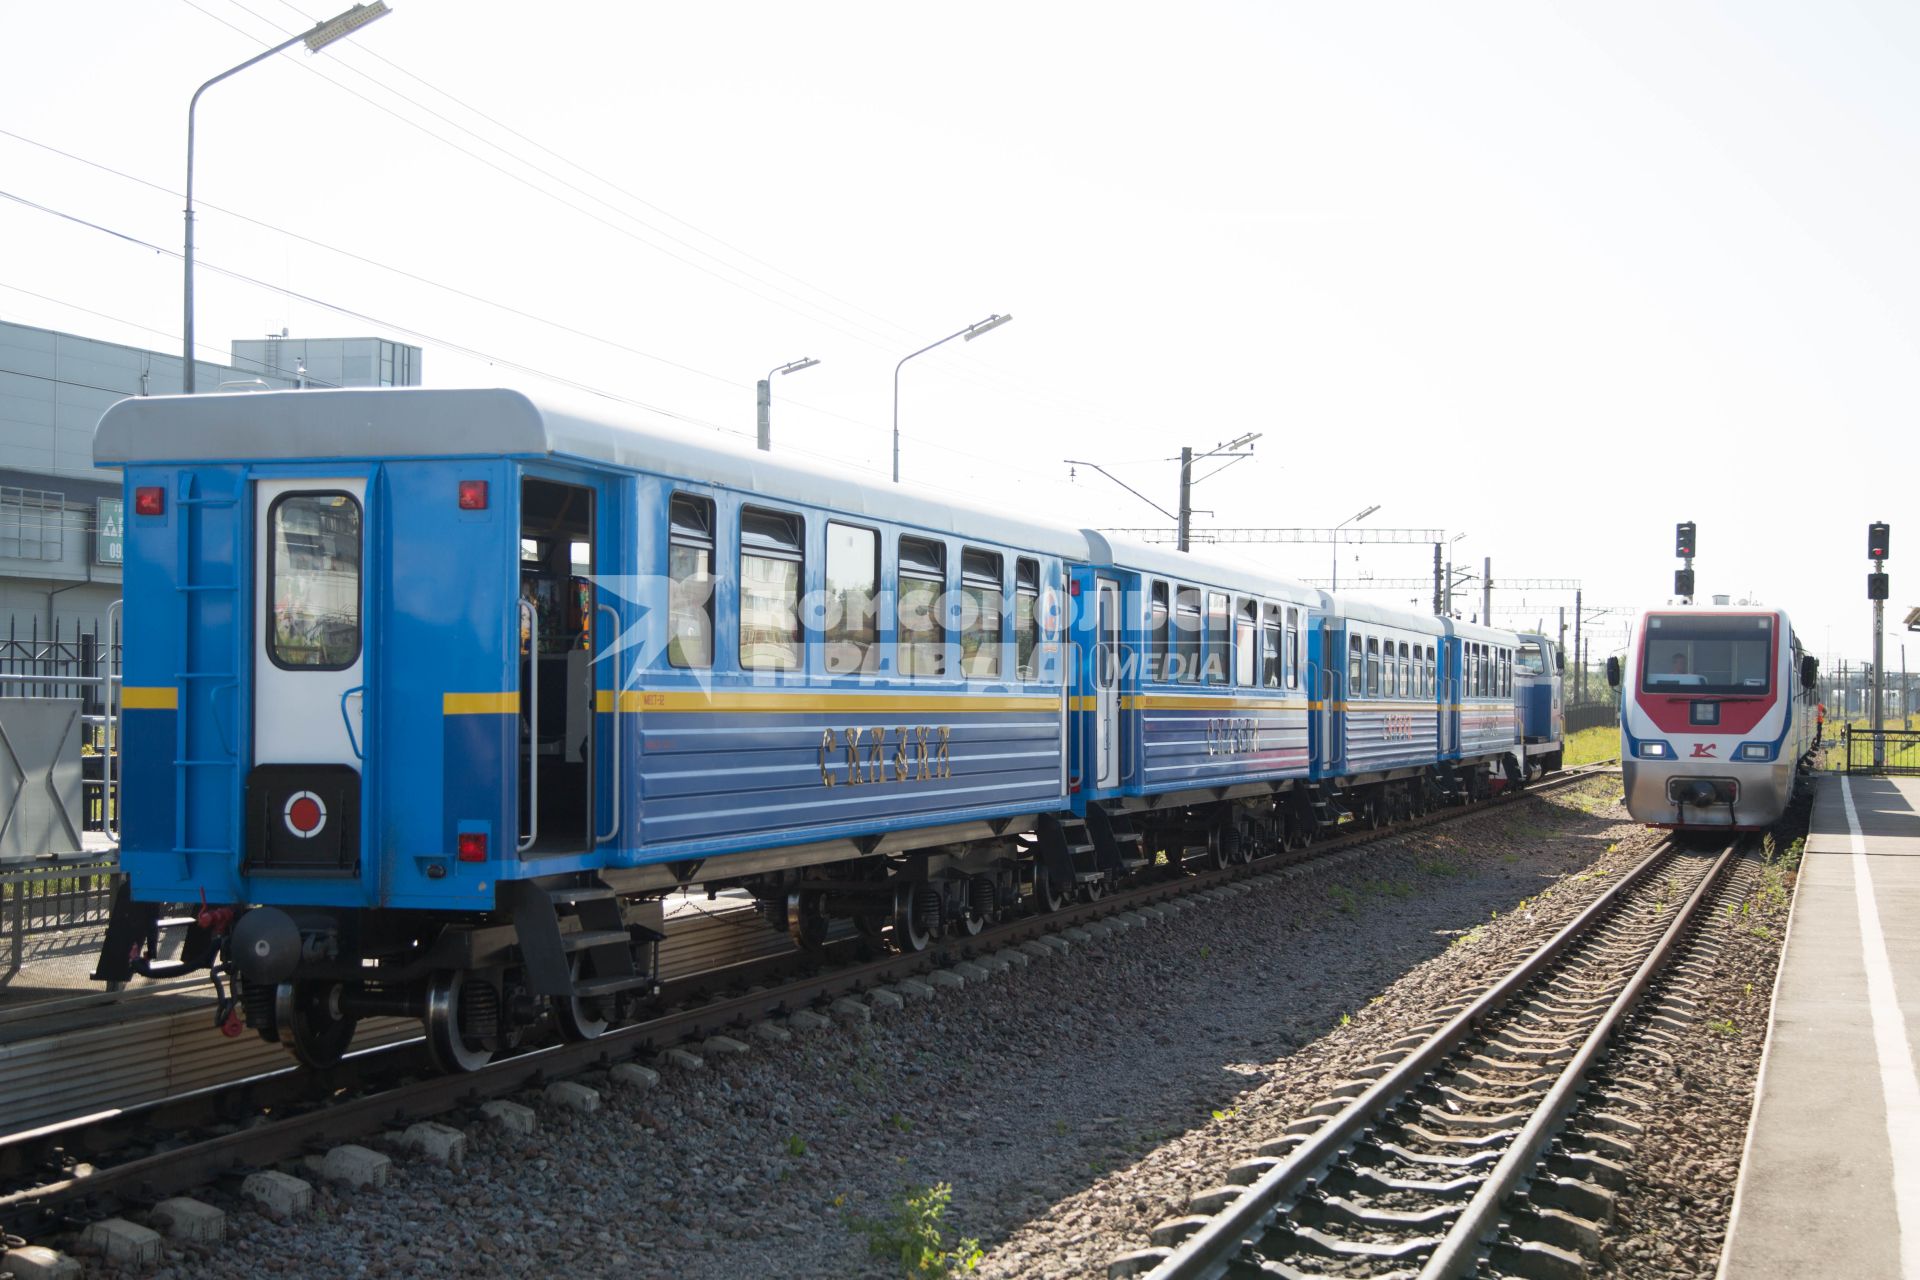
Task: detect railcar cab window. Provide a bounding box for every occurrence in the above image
[267,491,361,670]
[960,547,1004,678]
[1205,592,1230,683]
[1235,600,1257,686]
[739,506,803,671]
[1174,586,1202,683]
[667,494,714,669]
[898,536,946,677]
[824,522,879,675]
[1516,641,1547,676]
[1015,558,1042,681]
[1147,581,1170,682]
[1643,614,1773,696]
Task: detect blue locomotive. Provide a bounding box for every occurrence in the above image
[93,388,1557,1070]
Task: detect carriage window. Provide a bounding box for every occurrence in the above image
[1366,637,1380,697]
[1235,600,1258,686]
[667,494,715,669]
[960,547,1004,678]
[1174,586,1202,683]
[1349,634,1363,688]
[1400,642,1412,699]
[1425,646,1436,698]
[1261,605,1282,689]
[899,536,946,677]
[1148,581,1170,682]
[740,506,803,670]
[824,522,879,675]
[1015,558,1041,680]
[267,492,361,670]
[1287,608,1301,690]
[1206,593,1230,683]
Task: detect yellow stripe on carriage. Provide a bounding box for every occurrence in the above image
[586,689,1063,715]
[443,692,518,715]
[121,686,178,710]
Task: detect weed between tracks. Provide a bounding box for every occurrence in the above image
[854,1183,984,1278]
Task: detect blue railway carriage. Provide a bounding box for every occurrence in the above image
[92,387,1081,1070]
[1514,632,1565,776]
[1055,537,1321,882]
[1317,597,1448,825]
[1611,605,1817,829]
[1442,619,1525,796]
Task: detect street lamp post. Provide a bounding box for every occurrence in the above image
[892,313,1011,483]
[756,356,819,451]
[1329,505,1380,593]
[183,2,391,393]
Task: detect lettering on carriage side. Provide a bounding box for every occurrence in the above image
[844,727,864,785]
[1207,716,1260,755]
[817,724,953,787]
[1384,714,1414,741]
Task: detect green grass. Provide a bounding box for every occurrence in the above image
[1562,723,1619,767]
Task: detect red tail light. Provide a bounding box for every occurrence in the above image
[134,486,165,516]
[458,480,489,510]
[457,832,487,862]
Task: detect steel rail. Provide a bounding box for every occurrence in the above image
[1146,830,1682,1279]
[0,763,1616,1232]
[1418,836,1742,1277]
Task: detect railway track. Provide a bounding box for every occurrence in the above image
[1121,825,1748,1280]
[0,763,1616,1238]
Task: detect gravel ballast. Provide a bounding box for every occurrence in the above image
[68,776,1724,1280]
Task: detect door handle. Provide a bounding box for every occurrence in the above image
[340,685,365,761]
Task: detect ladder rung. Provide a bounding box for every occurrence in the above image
[561,929,629,952]
[548,885,618,903]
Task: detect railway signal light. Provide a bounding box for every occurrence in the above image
[1676,521,1696,558]
[1870,571,1889,601]
[1869,521,1890,561]
[1675,569,1694,598]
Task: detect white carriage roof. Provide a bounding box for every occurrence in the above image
[1082,531,1325,606]
[1325,595,1449,636]
[94,387,1094,559]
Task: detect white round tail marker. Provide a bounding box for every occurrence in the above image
[284,790,327,839]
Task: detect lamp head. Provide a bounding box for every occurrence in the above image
[306,1,390,52]
[963,313,1012,341]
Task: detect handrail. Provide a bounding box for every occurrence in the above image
[518,600,538,853]
[338,685,365,760]
[594,601,620,846]
[104,600,121,847]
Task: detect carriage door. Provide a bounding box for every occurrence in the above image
[250,479,365,874]
[518,477,598,856]
[1095,579,1120,789]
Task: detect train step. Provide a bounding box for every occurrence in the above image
[573,973,656,999]
[547,884,618,904]
[560,929,630,952]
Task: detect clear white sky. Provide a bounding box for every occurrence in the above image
[3,1,1915,668]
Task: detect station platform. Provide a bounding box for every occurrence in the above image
[1720,774,1920,1279]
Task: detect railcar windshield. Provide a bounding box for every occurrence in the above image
[1515,641,1547,676]
[1641,614,1772,696]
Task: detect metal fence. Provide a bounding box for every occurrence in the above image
[1565,700,1619,735]
[1842,725,1920,776]
[0,852,120,984]
[0,615,118,831]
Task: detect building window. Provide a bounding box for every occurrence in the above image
[667,494,714,669]
[899,536,946,677]
[267,492,361,670]
[960,547,1004,678]
[0,487,64,562]
[824,522,878,674]
[740,506,803,670]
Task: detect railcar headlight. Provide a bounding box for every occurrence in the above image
[1736,743,1772,761]
[1636,741,1672,759]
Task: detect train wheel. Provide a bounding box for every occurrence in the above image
[554,955,610,1043]
[1033,868,1066,913]
[893,886,932,953]
[276,981,357,1069]
[424,971,496,1073]
[787,890,831,951]
[1080,875,1107,904]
